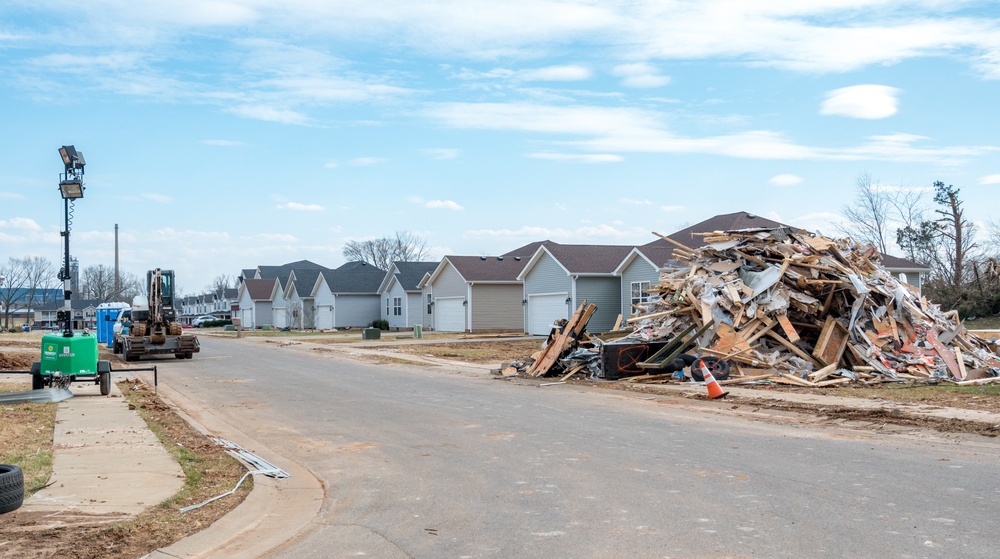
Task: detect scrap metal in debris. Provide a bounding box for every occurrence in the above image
[210,437,291,479]
[180,437,291,513]
[0,387,74,404]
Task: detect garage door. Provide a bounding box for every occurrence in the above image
[528,294,569,335]
[272,307,287,329]
[435,297,465,332]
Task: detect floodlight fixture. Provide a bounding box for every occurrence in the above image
[58,145,85,172]
[59,179,85,199]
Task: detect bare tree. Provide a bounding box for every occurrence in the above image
[208,274,233,298]
[81,264,118,303]
[0,258,30,329]
[343,231,430,270]
[838,172,893,253]
[932,181,977,288]
[22,256,57,327]
[118,271,145,303]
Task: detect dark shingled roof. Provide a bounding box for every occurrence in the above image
[631,245,677,270]
[321,266,388,294]
[444,255,528,282]
[290,268,324,297]
[542,244,634,274]
[644,211,790,250]
[243,278,277,301]
[336,261,382,272]
[880,254,931,270]
[392,262,440,291]
[502,240,553,258]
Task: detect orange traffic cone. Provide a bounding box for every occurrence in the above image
[699,360,729,400]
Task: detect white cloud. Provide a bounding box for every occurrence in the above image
[0,217,42,231]
[467,223,648,242]
[324,161,339,169]
[226,104,313,126]
[527,152,623,163]
[350,157,386,166]
[612,63,671,88]
[821,85,900,119]
[428,101,998,165]
[621,198,653,205]
[978,174,1000,185]
[425,200,464,211]
[423,148,460,160]
[0,192,26,201]
[142,193,172,203]
[769,174,803,186]
[661,205,683,212]
[410,196,463,210]
[521,65,592,81]
[278,202,325,211]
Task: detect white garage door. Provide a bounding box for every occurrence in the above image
[528,294,569,335]
[272,308,287,329]
[435,298,465,332]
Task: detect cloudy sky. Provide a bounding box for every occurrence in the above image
[1,1,998,294]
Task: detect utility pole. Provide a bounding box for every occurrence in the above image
[114,223,120,300]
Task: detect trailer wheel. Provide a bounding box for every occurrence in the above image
[185,352,194,359]
[98,361,112,396]
[30,362,43,390]
[0,464,24,514]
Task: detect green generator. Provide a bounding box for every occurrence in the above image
[32,332,113,395]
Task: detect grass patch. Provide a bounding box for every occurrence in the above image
[0,379,253,558]
[0,398,56,495]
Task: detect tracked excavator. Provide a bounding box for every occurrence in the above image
[112,268,199,361]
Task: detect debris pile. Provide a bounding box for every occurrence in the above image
[617,227,1000,387]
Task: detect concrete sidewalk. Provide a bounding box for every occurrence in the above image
[21,381,184,525]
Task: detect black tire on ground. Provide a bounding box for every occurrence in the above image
[99,372,111,396]
[185,352,194,359]
[31,362,43,390]
[0,464,24,514]
[689,356,731,382]
[175,354,185,359]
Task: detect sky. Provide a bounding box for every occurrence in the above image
[1,1,999,295]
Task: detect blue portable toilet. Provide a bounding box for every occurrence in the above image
[96,302,129,347]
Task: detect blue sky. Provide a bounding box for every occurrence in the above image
[1,1,998,295]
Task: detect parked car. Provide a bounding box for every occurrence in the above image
[192,315,217,327]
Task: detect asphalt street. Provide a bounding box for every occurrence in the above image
[149,336,1000,558]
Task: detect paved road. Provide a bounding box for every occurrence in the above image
[151,337,999,558]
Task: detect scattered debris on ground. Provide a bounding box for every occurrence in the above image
[503,227,1000,398]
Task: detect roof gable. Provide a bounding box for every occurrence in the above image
[645,211,790,250]
[439,255,528,283]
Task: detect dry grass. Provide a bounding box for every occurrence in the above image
[0,379,252,558]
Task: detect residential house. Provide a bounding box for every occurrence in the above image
[378,262,440,329]
[421,255,528,332]
[311,262,386,329]
[235,278,279,329]
[282,268,326,329]
[517,243,634,335]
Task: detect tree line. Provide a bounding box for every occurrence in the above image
[839,174,999,318]
[0,258,146,329]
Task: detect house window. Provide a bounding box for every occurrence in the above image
[631,281,651,309]
[393,297,402,316]
[427,294,433,314]
[386,298,390,315]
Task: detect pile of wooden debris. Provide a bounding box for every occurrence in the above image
[617,227,1000,387]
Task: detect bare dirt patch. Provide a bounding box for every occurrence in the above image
[0,379,250,558]
[0,351,35,370]
[389,340,540,364]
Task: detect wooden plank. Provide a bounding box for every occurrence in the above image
[807,363,838,382]
[526,302,597,377]
[954,347,968,380]
[776,313,800,343]
[812,315,849,367]
[766,329,824,368]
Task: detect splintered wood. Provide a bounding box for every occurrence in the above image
[622,227,1000,387]
[526,301,598,377]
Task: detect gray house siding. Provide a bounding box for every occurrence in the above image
[470,284,523,331]
[575,276,621,333]
[335,294,381,327]
[433,263,467,297]
[523,252,571,331]
[406,293,423,327]
[620,259,660,319]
